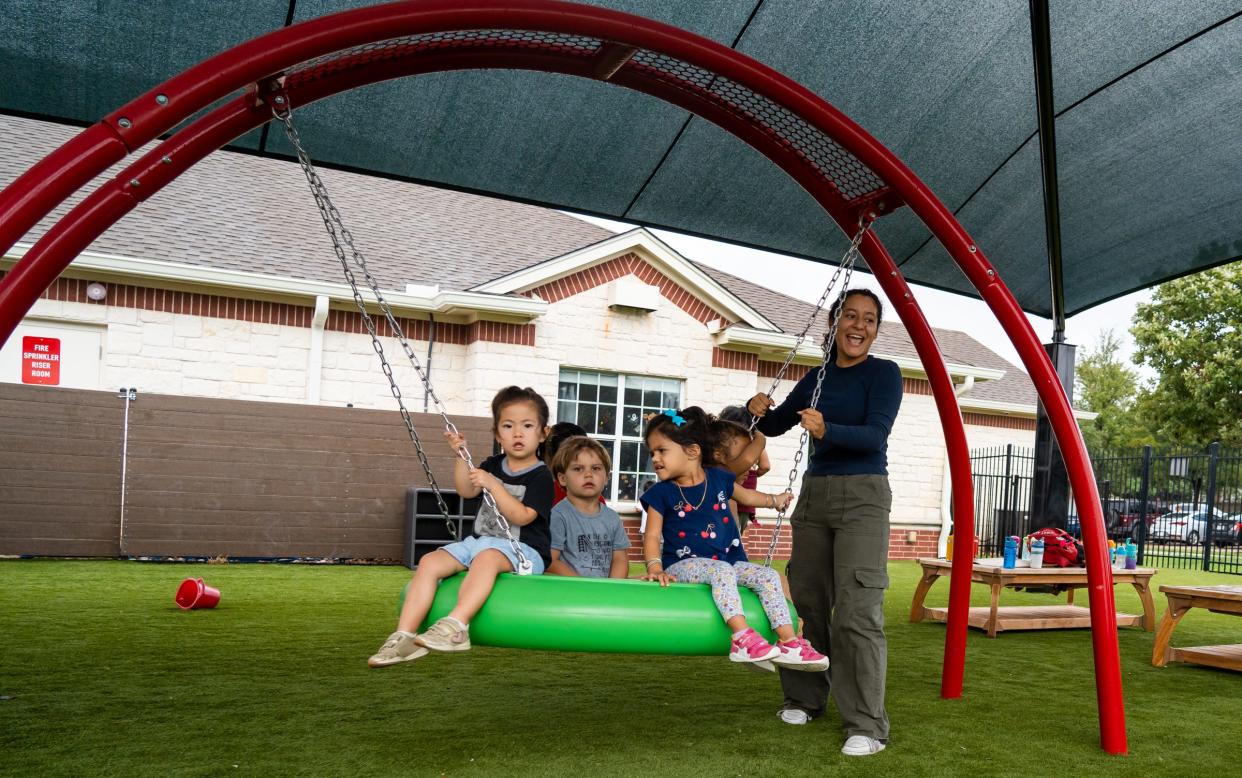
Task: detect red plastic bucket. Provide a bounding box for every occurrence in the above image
[175,578,221,610]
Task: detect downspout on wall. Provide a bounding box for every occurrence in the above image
[307,295,329,404]
[938,375,975,557]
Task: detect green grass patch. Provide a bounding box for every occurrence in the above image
[1,559,1239,776]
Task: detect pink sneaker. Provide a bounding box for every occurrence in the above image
[772,637,830,672]
[729,628,781,664]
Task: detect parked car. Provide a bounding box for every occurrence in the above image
[1101,498,1163,541]
[1208,513,1242,546]
[1148,505,1226,545]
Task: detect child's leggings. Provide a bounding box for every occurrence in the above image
[665,558,791,629]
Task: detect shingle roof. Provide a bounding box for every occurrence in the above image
[2,115,1035,408]
[691,261,1036,407]
[0,115,614,291]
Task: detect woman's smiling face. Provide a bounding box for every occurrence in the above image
[833,293,880,367]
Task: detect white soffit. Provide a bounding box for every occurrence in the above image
[4,244,546,322]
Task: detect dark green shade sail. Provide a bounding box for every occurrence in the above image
[1,1,1239,316]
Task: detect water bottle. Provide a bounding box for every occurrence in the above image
[1003,536,1019,569]
[1021,536,1031,561]
[1125,540,1137,570]
[1029,539,1045,569]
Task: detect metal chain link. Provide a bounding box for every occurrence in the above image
[273,102,533,574]
[761,217,871,566]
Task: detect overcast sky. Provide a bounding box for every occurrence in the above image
[568,213,1151,379]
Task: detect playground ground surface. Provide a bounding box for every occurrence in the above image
[1,558,1238,777]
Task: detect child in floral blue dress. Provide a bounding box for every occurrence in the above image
[639,407,827,670]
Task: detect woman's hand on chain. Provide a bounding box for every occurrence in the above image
[797,408,826,439]
[746,393,773,418]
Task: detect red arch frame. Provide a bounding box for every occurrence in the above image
[0,0,1124,753]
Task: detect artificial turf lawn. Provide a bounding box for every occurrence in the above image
[1,559,1239,777]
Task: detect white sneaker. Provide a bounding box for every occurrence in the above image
[777,708,809,725]
[841,735,886,756]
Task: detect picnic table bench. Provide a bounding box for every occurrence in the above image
[1151,585,1242,671]
[910,557,1157,638]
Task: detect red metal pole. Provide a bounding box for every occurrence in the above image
[860,237,974,699]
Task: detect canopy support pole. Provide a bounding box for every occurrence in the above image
[1028,0,1075,535]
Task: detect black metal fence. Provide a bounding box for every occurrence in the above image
[969,443,1242,574]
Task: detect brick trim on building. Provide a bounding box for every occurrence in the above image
[904,376,933,396]
[887,527,941,560]
[712,347,759,372]
[15,273,533,346]
[526,252,734,326]
[758,360,810,381]
[963,411,1036,430]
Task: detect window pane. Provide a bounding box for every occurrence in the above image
[662,390,680,409]
[595,436,615,459]
[638,444,652,472]
[625,386,641,405]
[577,404,595,431]
[621,408,642,437]
[597,407,615,435]
[636,473,658,498]
[618,473,636,501]
[621,441,638,472]
[599,373,618,388]
[558,381,577,401]
[599,383,617,404]
[643,389,661,408]
[580,383,598,402]
[558,401,575,424]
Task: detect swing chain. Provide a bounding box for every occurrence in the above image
[274,103,535,574]
[761,217,869,567]
[752,217,873,429]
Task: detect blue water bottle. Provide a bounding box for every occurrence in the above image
[1003,536,1019,569]
[1125,540,1138,570]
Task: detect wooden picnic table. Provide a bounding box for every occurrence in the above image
[1151,585,1242,671]
[910,557,1157,638]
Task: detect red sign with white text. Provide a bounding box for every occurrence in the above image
[22,336,61,385]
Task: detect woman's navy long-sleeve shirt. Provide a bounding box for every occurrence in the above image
[755,355,903,476]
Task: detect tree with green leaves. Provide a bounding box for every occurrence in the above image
[1131,264,1242,447]
[1074,329,1152,451]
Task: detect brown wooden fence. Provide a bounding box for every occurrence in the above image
[0,384,491,560]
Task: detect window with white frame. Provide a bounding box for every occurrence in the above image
[556,369,682,502]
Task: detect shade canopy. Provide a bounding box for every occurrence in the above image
[2,1,1239,316]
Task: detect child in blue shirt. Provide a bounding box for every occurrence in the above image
[639,407,828,671]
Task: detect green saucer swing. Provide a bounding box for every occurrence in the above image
[402,572,795,654]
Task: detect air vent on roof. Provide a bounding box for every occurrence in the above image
[405,283,440,298]
[607,277,660,313]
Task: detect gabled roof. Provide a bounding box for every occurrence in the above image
[0,115,613,293]
[2,114,1037,408]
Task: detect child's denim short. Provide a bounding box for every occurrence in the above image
[441,535,546,574]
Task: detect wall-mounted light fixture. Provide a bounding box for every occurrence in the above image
[86,282,108,301]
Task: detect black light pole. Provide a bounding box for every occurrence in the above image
[1028,0,1076,532]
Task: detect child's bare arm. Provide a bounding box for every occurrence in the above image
[734,484,791,512]
[640,508,675,585]
[546,550,578,576]
[446,430,481,498]
[468,468,538,525]
[720,432,767,477]
[755,449,771,477]
[609,549,630,579]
